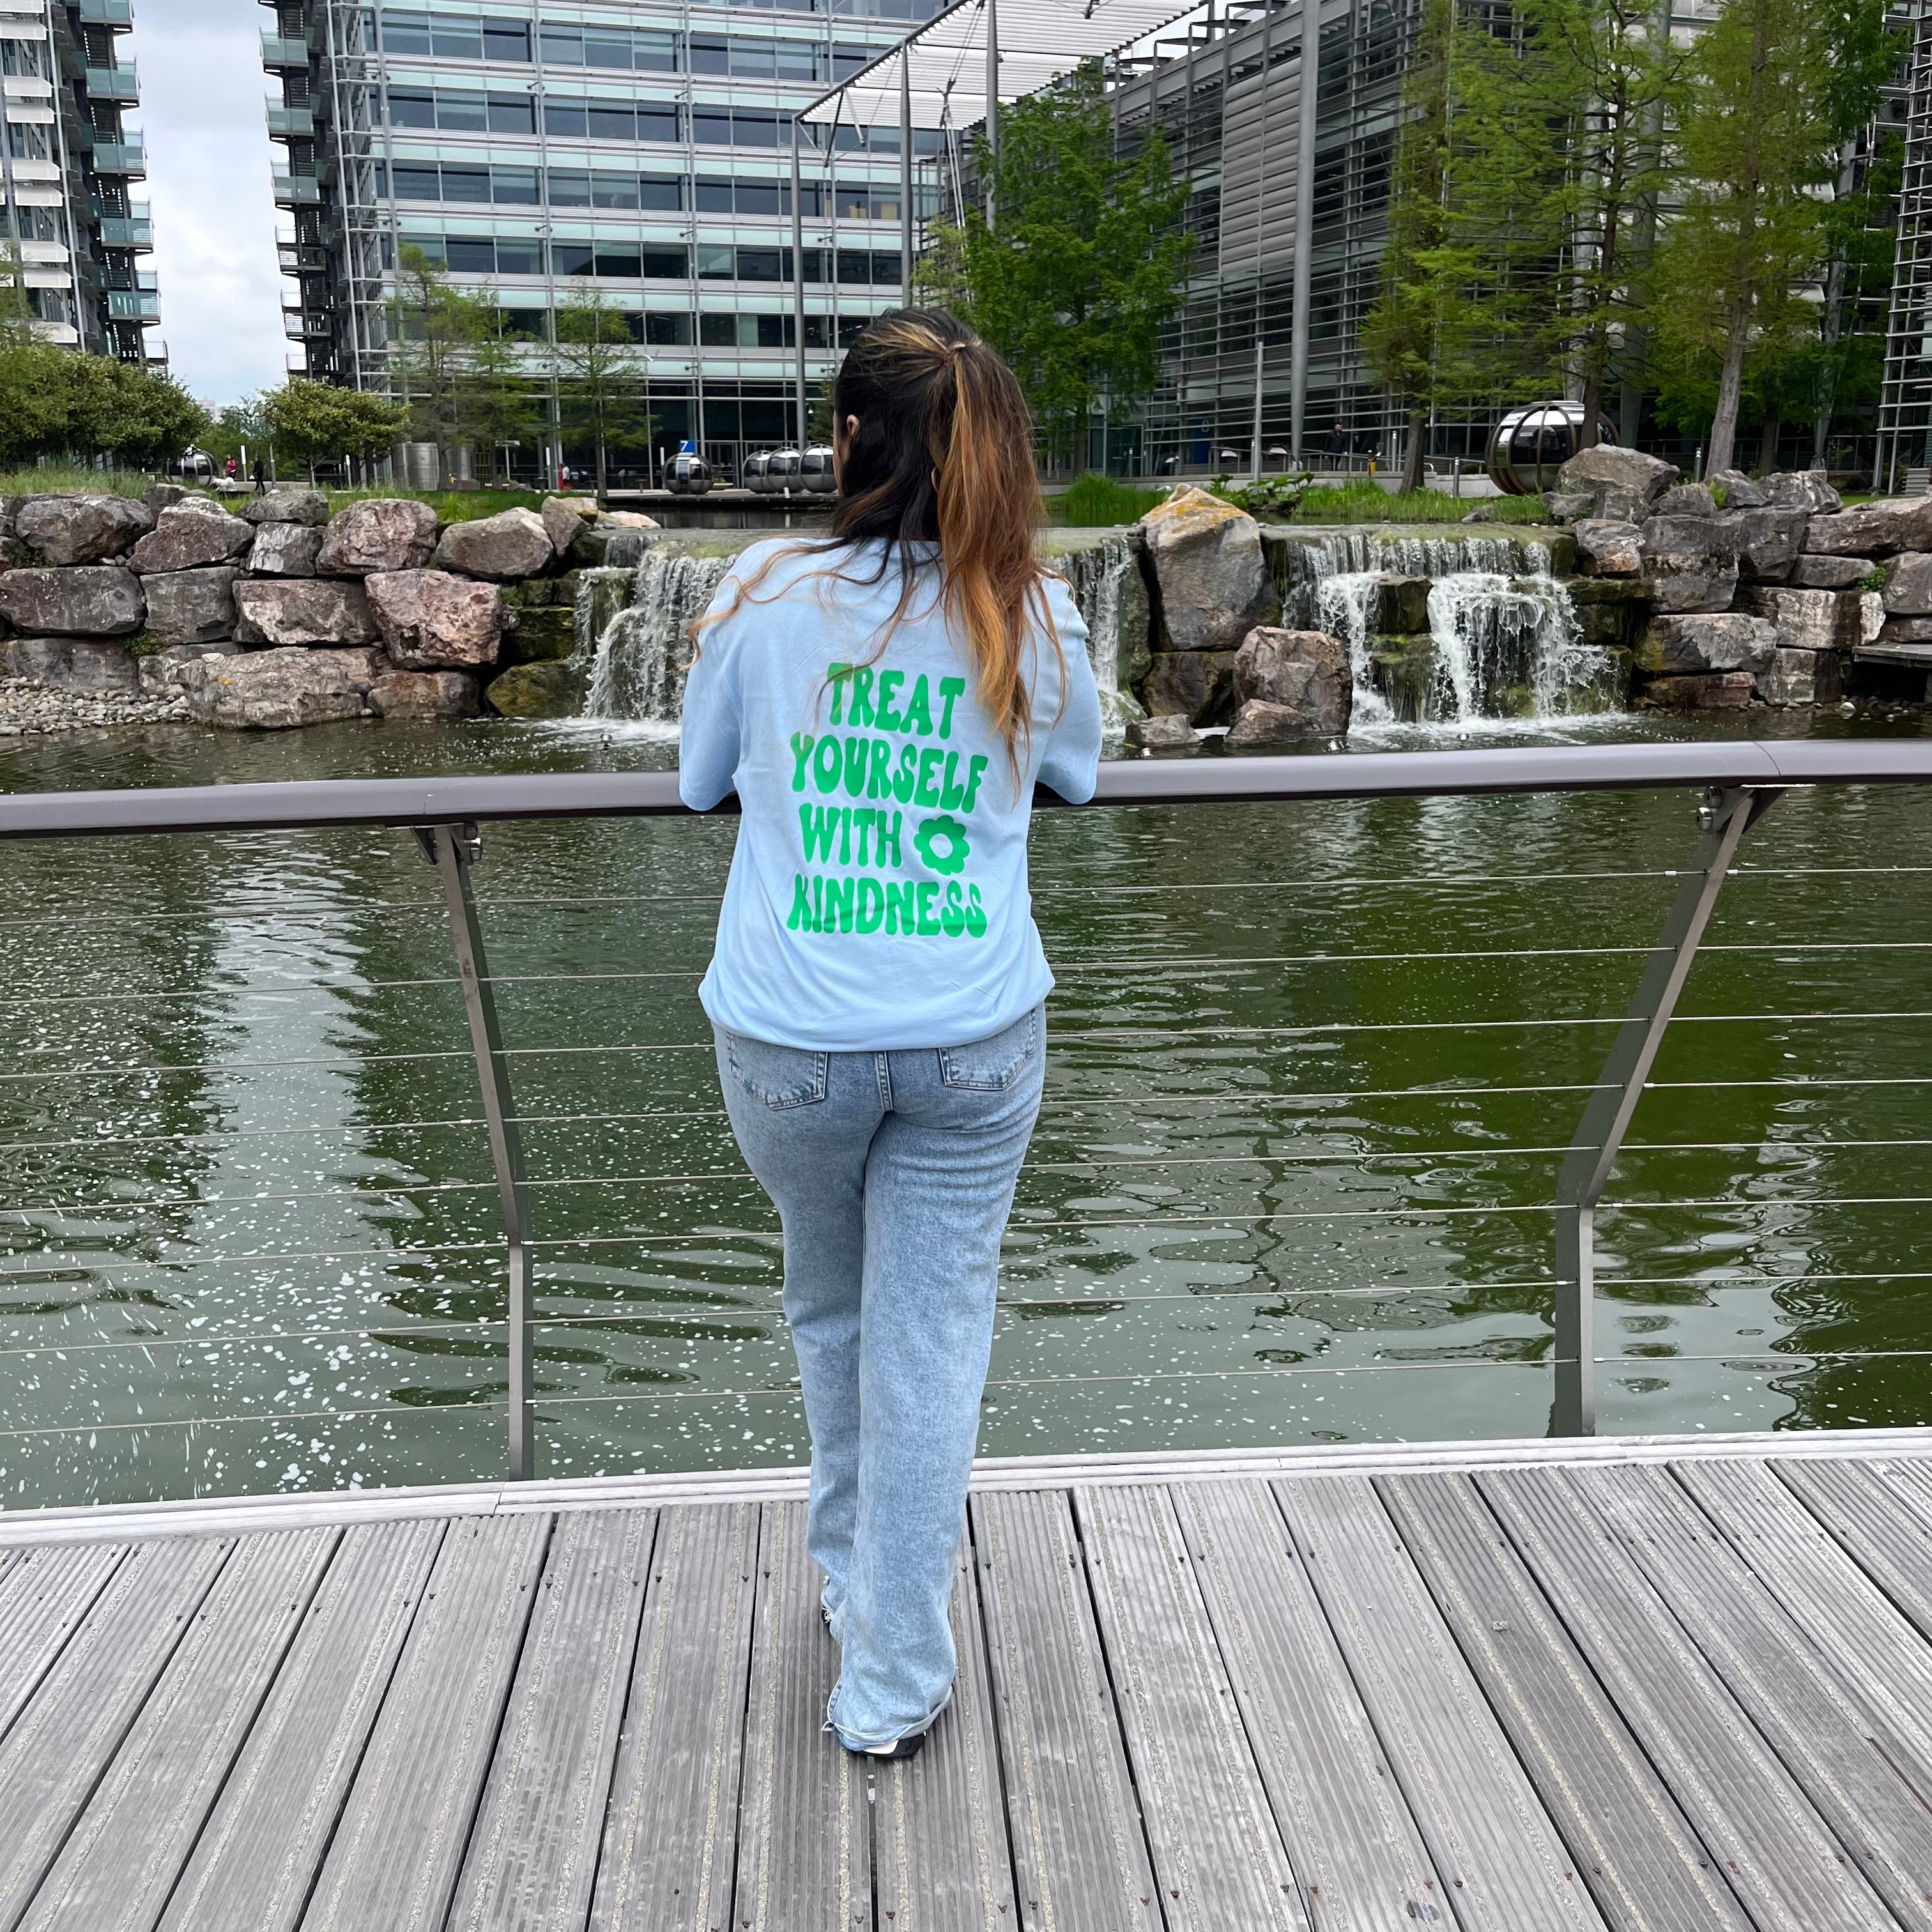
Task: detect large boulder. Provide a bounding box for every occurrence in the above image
[1653,482,1717,518]
[365,569,503,668]
[0,565,143,637]
[1714,507,1809,581]
[142,565,241,645]
[1802,496,1932,558]
[247,521,324,578]
[369,669,480,719]
[1125,713,1200,751]
[138,640,241,696]
[316,498,438,576]
[1758,648,1824,707]
[1231,627,1351,739]
[1138,487,1279,652]
[499,604,576,663]
[1639,613,1777,676]
[1790,553,1871,589]
[1572,519,1644,576]
[484,658,585,717]
[1639,517,1738,613]
[1761,471,1842,515]
[233,578,378,647]
[175,645,387,729]
[1639,671,1756,710]
[1556,446,1678,522]
[128,500,254,574]
[1706,468,1771,509]
[1372,575,1430,634]
[240,486,330,526]
[0,634,141,693]
[1882,553,1932,615]
[1140,647,1237,725]
[431,507,554,581]
[542,496,592,557]
[1739,586,1858,655]
[141,482,192,516]
[15,494,152,565]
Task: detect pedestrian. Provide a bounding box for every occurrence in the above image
[679,309,1101,1761]
[252,457,267,496]
[224,455,237,482]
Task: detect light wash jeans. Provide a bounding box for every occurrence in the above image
[714,1001,1046,1750]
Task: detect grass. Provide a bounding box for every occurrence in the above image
[1055,473,1171,526]
[0,468,153,498]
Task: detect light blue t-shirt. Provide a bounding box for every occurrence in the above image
[679,537,1102,1051]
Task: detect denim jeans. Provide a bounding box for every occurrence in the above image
[714,1002,1046,1750]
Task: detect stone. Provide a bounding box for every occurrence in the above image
[1653,482,1717,518]
[365,569,503,668]
[542,495,592,556]
[600,509,660,529]
[431,507,554,581]
[1761,471,1842,515]
[174,645,385,730]
[1542,491,1595,525]
[1572,519,1644,576]
[1861,592,1885,644]
[1757,647,1820,707]
[1882,553,1932,614]
[1140,647,1238,725]
[246,521,324,578]
[316,497,438,576]
[1232,626,1351,738]
[567,521,659,567]
[0,565,143,637]
[15,493,153,565]
[1740,586,1858,654]
[1706,468,1771,509]
[1125,712,1199,750]
[1802,496,1932,558]
[233,578,378,647]
[1556,445,1678,522]
[1790,553,1872,589]
[1223,698,1319,748]
[1880,615,1932,643]
[141,482,192,515]
[1639,613,1777,676]
[368,670,480,719]
[498,602,578,664]
[484,657,586,717]
[1639,671,1756,710]
[1640,516,1739,613]
[1372,575,1430,634]
[138,640,242,696]
[1138,486,1279,652]
[141,565,241,645]
[1714,507,1809,581]
[240,486,330,526]
[128,500,255,574]
[0,635,141,692]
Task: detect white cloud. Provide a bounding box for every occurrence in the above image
[130,0,288,406]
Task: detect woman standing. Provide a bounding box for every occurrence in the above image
[679,310,1101,1758]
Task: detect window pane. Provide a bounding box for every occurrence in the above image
[539,27,581,63]
[693,111,732,145]
[500,306,548,339]
[447,237,495,270]
[491,166,539,204]
[551,240,595,275]
[728,37,774,76]
[431,23,483,57]
[388,89,435,127]
[584,30,631,65]
[641,245,689,278]
[737,181,781,215]
[639,174,683,210]
[495,238,542,272]
[734,111,779,146]
[380,10,431,52]
[634,31,678,71]
[587,105,634,139]
[699,311,736,345]
[394,164,442,199]
[592,172,639,209]
[836,249,870,284]
[547,169,591,204]
[400,231,445,263]
[755,314,788,349]
[697,244,735,277]
[482,23,529,59]
[689,34,729,71]
[594,245,641,277]
[487,96,535,134]
[695,177,734,213]
[436,89,488,130]
[637,105,680,141]
[645,311,692,345]
[737,247,782,280]
[441,167,491,202]
[544,102,586,136]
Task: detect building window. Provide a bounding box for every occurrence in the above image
[379,11,530,61]
[538,23,678,71]
[543,96,682,143]
[6,123,51,160]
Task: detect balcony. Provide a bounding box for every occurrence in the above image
[266,103,314,137]
[260,33,309,67]
[77,0,133,20]
[91,137,145,174]
[84,65,139,100]
[277,241,329,273]
[273,174,321,206]
[105,289,159,319]
[99,216,153,247]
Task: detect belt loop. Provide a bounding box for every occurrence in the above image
[876,1050,893,1110]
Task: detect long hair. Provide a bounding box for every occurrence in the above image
[694,308,1057,770]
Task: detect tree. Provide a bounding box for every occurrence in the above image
[57,358,210,468]
[260,376,409,479]
[201,397,270,470]
[387,244,491,477]
[919,62,1192,468]
[551,282,652,502]
[465,310,542,484]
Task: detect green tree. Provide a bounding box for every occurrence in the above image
[465,311,542,484]
[919,63,1192,468]
[201,397,270,471]
[551,282,652,503]
[387,244,492,477]
[260,376,409,479]
[57,356,209,468]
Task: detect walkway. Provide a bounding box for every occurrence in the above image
[5,1432,1932,1930]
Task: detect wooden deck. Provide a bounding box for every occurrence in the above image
[6,1432,1932,1930]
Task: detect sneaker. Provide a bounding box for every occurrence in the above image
[861,1732,926,1762]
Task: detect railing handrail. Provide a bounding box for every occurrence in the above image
[2,739,1929,843]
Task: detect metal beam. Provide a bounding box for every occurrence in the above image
[791,117,808,446]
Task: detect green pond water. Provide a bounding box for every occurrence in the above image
[0,709,1927,1508]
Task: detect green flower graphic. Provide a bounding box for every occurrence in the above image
[913,813,971,876]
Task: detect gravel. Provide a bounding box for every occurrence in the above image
[0,675,191,735]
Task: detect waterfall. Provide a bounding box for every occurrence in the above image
[1425,571,1609,720]
[1055,532,1147,738]
[1312,573,1393,724]
[579,547,736,723]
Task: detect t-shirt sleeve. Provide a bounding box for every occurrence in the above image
[677,581,744,812]
[1037,582,1103,805]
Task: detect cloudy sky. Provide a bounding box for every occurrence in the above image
[131,0,288,406]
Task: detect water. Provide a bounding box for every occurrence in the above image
[1052,531,1148,740]
[581,545,736,724]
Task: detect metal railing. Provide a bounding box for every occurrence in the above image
[1,737,1928,1483]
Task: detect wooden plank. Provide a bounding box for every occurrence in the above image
[589,1501,758,1932]
[1272,1475,1608,1932]
[1076,1484,1304,1930]
[1379,1472,1752,1932]
[971,1488,1159,1932]
[1778,1456,1932,1641]
[1175,1477,1450,1929]
[300,1513,551,1932]
[446,1508,656,1932]
[732,1500,869,1932]
[1565,1461,1932,1931]
[1481,1466,1896,1932]
[0,1535,232,1931]
[157,1518,446,1932]
[18,1529,335,1932]
[0,1544,128,1746]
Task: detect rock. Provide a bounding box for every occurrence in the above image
[1653,482,1717,518]
[567,521,658,567]
[141,565,241,645]
[247,521,324,578]
[1556,445,1678,521]
[1138,486,1279,652]
[233,578,378,647]
[128,500,255,574]
[1639,613,1777,675]
[316,498,438,576]
[1542,491,1595,525]
[15,494,153,565]
[141,482,192,515]
[240,486,330,526]
[0,565,143,637]
[1372,575,1430,634]
[542,496,592,556]
[1461,504,1500,523]
[368,669,480,719]
[1739,586,1859,654]
[175,645,386,730]
[1882,553,1932,614]
[600,509,660,529]
[0,634,141,692]
[365,569,503,668]
[1713,507,1808,581]
[484,657,586,717]
[138,640,242,696]
[498,602,577,664]
[1125,712,1199,751]
[1790,553,1871,589]
[1573,519,1644,576]
[1706,468,1770,509]
[1880,615,1932,643]
[1232,627,1351,738]
[1802,496,1932,558]
[1861,592,1885,644]
[1639,671,1756,710]
[1756,647,1821,707]
[1761,471,1842,514]
[431,507,554,581]
[1140,647,1238,725]
[1640,516,1739,613]
[1223,698,1317,748]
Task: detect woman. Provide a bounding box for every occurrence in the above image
[679,310,1101,1758]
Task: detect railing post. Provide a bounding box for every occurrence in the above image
[418,822,535,1480]
[1551,784,1782,1437]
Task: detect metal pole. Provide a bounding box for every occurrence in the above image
[1289,0,1318,463]
[792,117,808,445]
[422,823,535,1480]
[983,0,998,229]
[900,40,914,307]
[1252,339,1264,480]
[1551,784,1781,1438]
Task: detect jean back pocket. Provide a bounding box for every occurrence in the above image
[937,1006,1041,1092]
[723,1031,829,1109]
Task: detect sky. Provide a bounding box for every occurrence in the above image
[131,0,289,407]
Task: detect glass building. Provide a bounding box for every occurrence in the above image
[0,0,162,361]
[261,0,945,481]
